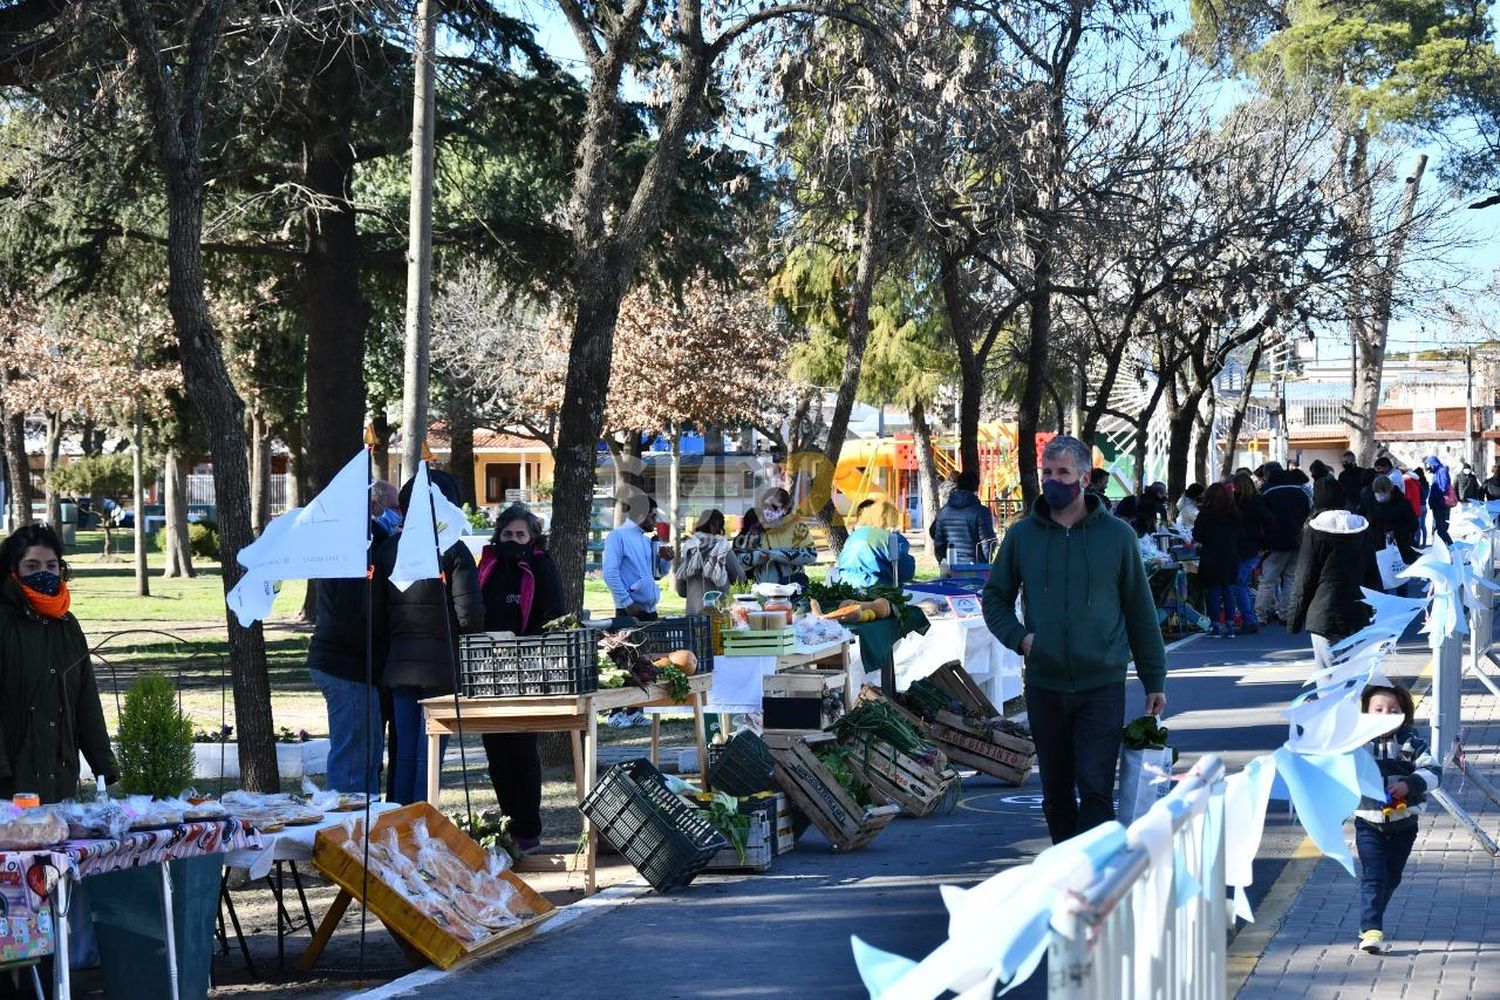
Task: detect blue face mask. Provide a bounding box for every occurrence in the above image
[375,508,403,533]
[1042,478,1082,511]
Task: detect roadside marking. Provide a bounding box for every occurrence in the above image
[956,791,1044,815]
[1226,655,1435,997]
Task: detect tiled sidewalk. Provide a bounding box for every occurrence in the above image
[1237,676,1500,999]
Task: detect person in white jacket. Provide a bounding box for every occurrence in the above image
[602,497,671,620]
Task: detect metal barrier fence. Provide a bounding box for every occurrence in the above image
[1048,754,1228,1000]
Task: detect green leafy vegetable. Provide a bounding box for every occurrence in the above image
[1122,715,1179,763]
[700,791,751,863]
[832,702,935,759]
[659,666,691,703]
[815,744,874,807]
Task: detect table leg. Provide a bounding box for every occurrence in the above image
[289,861,315,932]
[52,874,71,1000]
[297,889,353,973]
[220,874,256,977]
[585,706,599,896]
[160,863,181,1000]
[650,714,661,767]
[426,732,443,806]
[569,729,586,801]
[692,691,709,785]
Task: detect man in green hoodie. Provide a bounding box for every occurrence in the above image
[982,435,1167,843]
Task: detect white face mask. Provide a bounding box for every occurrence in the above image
[761,507,788,526]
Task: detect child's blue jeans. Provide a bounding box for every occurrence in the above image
[1355,816,1418,932]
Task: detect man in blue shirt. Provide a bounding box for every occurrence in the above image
[602,496,672,620]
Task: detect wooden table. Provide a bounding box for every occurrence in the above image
[421,673,713,894]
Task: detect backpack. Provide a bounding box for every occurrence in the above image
[1445,478,1460,508]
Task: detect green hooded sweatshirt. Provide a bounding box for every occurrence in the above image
[982,493,1166,694]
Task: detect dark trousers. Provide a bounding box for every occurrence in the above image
[1431,504,1452,546]
[1356,816,1418,933]
[1025,682,1126,844]
[482,732,543,839]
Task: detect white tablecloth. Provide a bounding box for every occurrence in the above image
[891,615,1022,706]
[222,801,404,880]
[706,655,779,713]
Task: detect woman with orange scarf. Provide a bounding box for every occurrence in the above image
[0,523,117,804]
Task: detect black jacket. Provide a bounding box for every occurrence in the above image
[1456,468,1483,501]
[929,490,996,564]
[1287,510,1374,640]
[1191,507,1242,587]
[306,519,392,685]
[1236,496,1274,559]
[374,536,485,694]
[1261,475,1312,552]
[1113,492,1166,536]
[0,577,117,802]
[478,546,566,636]
[1337,467,1364,511]
[1357,486,1420,568]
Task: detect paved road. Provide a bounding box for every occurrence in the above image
[368,625,1399,999]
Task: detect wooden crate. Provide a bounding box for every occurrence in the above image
[313,802,555,970]
[925,713,1033,787]
[773,792,797,854]
[763,733,900,851]
[704,814,774,872]
[926,661,1002,719]
[842,738,959,818]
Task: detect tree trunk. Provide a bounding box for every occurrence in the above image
[250,409,271,534]
[2,407,31,529]
[1193,380,1215,487]
[302,121,367,510]
[938,254,983,477]
[43,411,62,528]
[1221,342,1264,479]
[132,399,150,596]
[1165,388,1205,504]
[814,152,889,554]
[446,386,476,506]
[1131,418,1149,494]
[1016,243,1052,507]
[911,398,940,539]
[119,0,277,791]
[399,0,437,485]
[1346,152,1427,463]
[162,448,195,578]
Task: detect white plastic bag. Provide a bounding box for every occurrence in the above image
[1117,747,1173,825]
[1375,542,1406,591]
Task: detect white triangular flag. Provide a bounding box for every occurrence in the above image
[225,450,370,625]
[428,480,469,552]
[391,460,441,592]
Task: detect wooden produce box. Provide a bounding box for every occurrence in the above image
[763,671,829,733]
[925,710,1035,787]
[704,813,774,872]
[841,738,959,818]
[313,803,555,970]
[773,792,797,855]
[724,628,797,655]
[763,733,900,851]
[926,661,1002,720]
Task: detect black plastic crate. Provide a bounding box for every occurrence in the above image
[580,759,728,892]
[627,614,715,674]
[707,731,778,796]
[457,630,598,697]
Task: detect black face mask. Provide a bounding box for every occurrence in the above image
[19,570,62,596]
[495,541,528,561]
[1342,460,1355,469]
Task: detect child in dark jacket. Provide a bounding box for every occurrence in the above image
[1353,680,1440,954]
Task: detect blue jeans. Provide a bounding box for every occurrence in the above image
[1356,817,1418,932]
[1025,682,1125,844]
[310,668,383,795]
[1206,585,1234,625]
[390,687,448,805]
[1235,557,1260,627]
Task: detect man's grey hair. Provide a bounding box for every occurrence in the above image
[370,480,400,510]
[1041,435,1092,473]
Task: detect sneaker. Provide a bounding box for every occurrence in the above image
[1358,930,1385,954]
[606,712,632,729]
[630,709,652,727]
[515,836,543,856]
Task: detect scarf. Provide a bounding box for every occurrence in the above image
[14,573,71,619]
[678,532,733,589]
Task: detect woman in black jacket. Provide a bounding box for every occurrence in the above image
[474,505,564,852]
[1289,477,1374,661]
[1193,483,1243,638]
[375,470,484,805]
[1232,472,1274,635]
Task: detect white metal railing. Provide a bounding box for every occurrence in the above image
[1048,754,1228,1000]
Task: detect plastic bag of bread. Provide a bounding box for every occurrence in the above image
[0,805,70,850]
